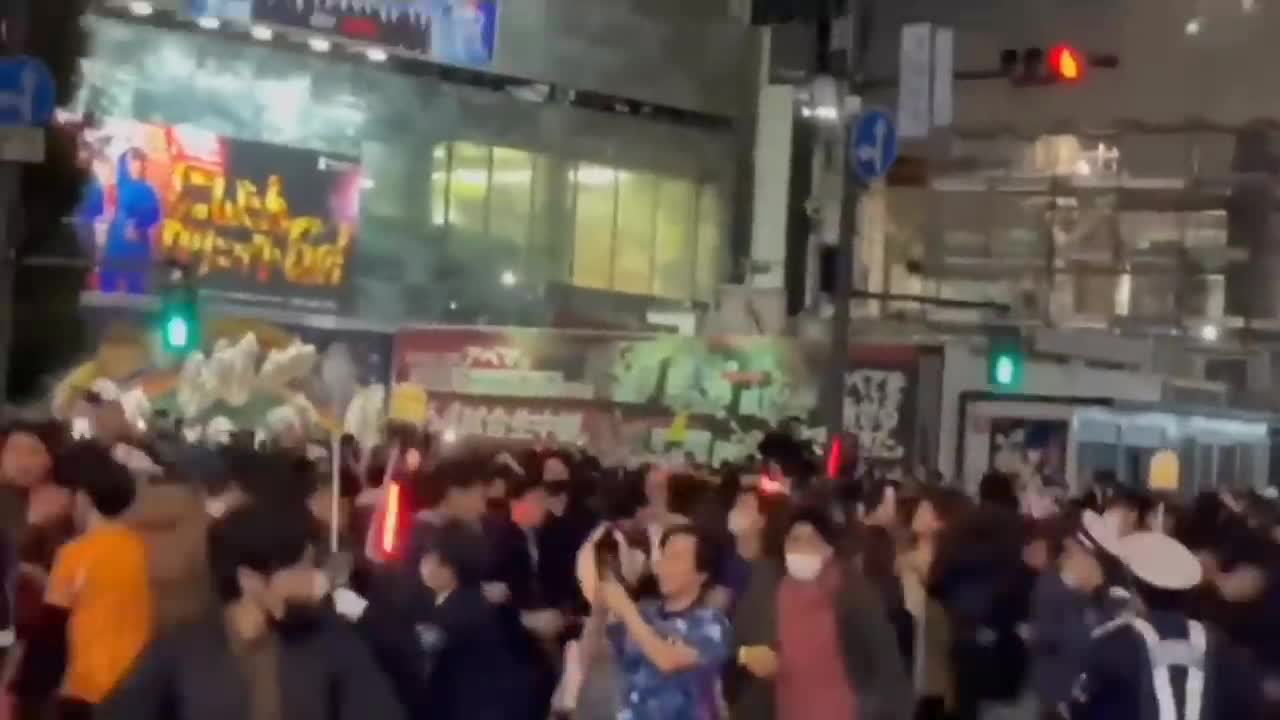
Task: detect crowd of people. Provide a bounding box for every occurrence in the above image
[0,403,1275,720]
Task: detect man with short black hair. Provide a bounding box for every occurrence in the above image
[487,475,550,606]
[402,452,490,573]
[99,501,405,720]
[26,441,152,720]
[485,474,560,720]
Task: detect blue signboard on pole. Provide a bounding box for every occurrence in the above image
[848,110,898,184]
[0,57,55,127]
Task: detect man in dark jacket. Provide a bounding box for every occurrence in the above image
[97,501,405,720]
[357,520,521,720]
[533,453,596,615]
[400,452,489,586]
[930,473,1033,720]
[485,474,563,720]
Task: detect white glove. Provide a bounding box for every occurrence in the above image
[332,587,369,622]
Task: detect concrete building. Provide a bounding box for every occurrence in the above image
[81,0,761,330]
[735,0,1280,409]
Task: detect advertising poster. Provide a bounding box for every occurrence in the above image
[243,0,498,68]
[52,306,392,439]
[393,328,918,466]
[988,418,1069,491]
[72,117,363,313]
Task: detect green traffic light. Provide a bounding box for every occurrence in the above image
[994,354,1016,386]
[987,326,1023,391]
[164,314,191,350]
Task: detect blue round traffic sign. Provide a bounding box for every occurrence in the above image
[0,57,56,127]
[849,110,898,183]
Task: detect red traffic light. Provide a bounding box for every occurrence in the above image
[1048,45,1084,82]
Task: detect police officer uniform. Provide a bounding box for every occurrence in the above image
[1079,510,1136,623]
[1068,532,1265,720]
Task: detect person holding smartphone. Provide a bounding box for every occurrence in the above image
[595,523,730,720]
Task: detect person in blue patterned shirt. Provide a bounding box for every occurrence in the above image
[600,523,731,720]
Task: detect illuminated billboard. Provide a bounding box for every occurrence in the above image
[72,118,363,313]
[191,0,498,68]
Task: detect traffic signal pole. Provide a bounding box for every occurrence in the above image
[822,1,868,440]
[0,0,26,407]
[814,21,1103,438]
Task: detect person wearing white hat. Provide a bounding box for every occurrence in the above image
[1031,511,1131,715]
[1067,532,1264,720]
[1061,511,1127,596]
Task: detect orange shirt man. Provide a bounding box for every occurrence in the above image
[43,442,153,709]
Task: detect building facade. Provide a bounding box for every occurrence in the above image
[79,0,759,329]
[745,0,1280,407]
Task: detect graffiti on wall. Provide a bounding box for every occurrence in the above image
[845,368,909,461]
[395,328,921,465]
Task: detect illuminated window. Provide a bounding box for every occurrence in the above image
[614,173,657,294]
[571,164,617,290]
[653,178,696,299]
[695,184,723,300]
[430,143,449,227]
[448,142,491,236]
[489,147,534,252]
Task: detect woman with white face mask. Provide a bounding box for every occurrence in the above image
[730,506,913,720]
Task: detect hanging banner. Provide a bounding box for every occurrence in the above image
[72,117,363,313]
[245,0,498,68]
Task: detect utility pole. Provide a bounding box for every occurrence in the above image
[0,0,26,408]
[821,0,869,439]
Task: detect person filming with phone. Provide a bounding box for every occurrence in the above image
[590,521,730,720]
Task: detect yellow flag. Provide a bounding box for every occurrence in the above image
[667,413,689,444]
[388,383,429,428]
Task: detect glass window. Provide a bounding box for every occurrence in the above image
[489,147,534,253]
[695,184,723,300]
[571,164,617,290]
[431,143,449,227]
[449,142,491,236]
[653,178,695,299]
[526,155,560,281]
[613,172,657,295]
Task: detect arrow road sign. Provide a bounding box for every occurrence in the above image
[0,58,55,164]
[848,110,898,183]
[0,57,55,128]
